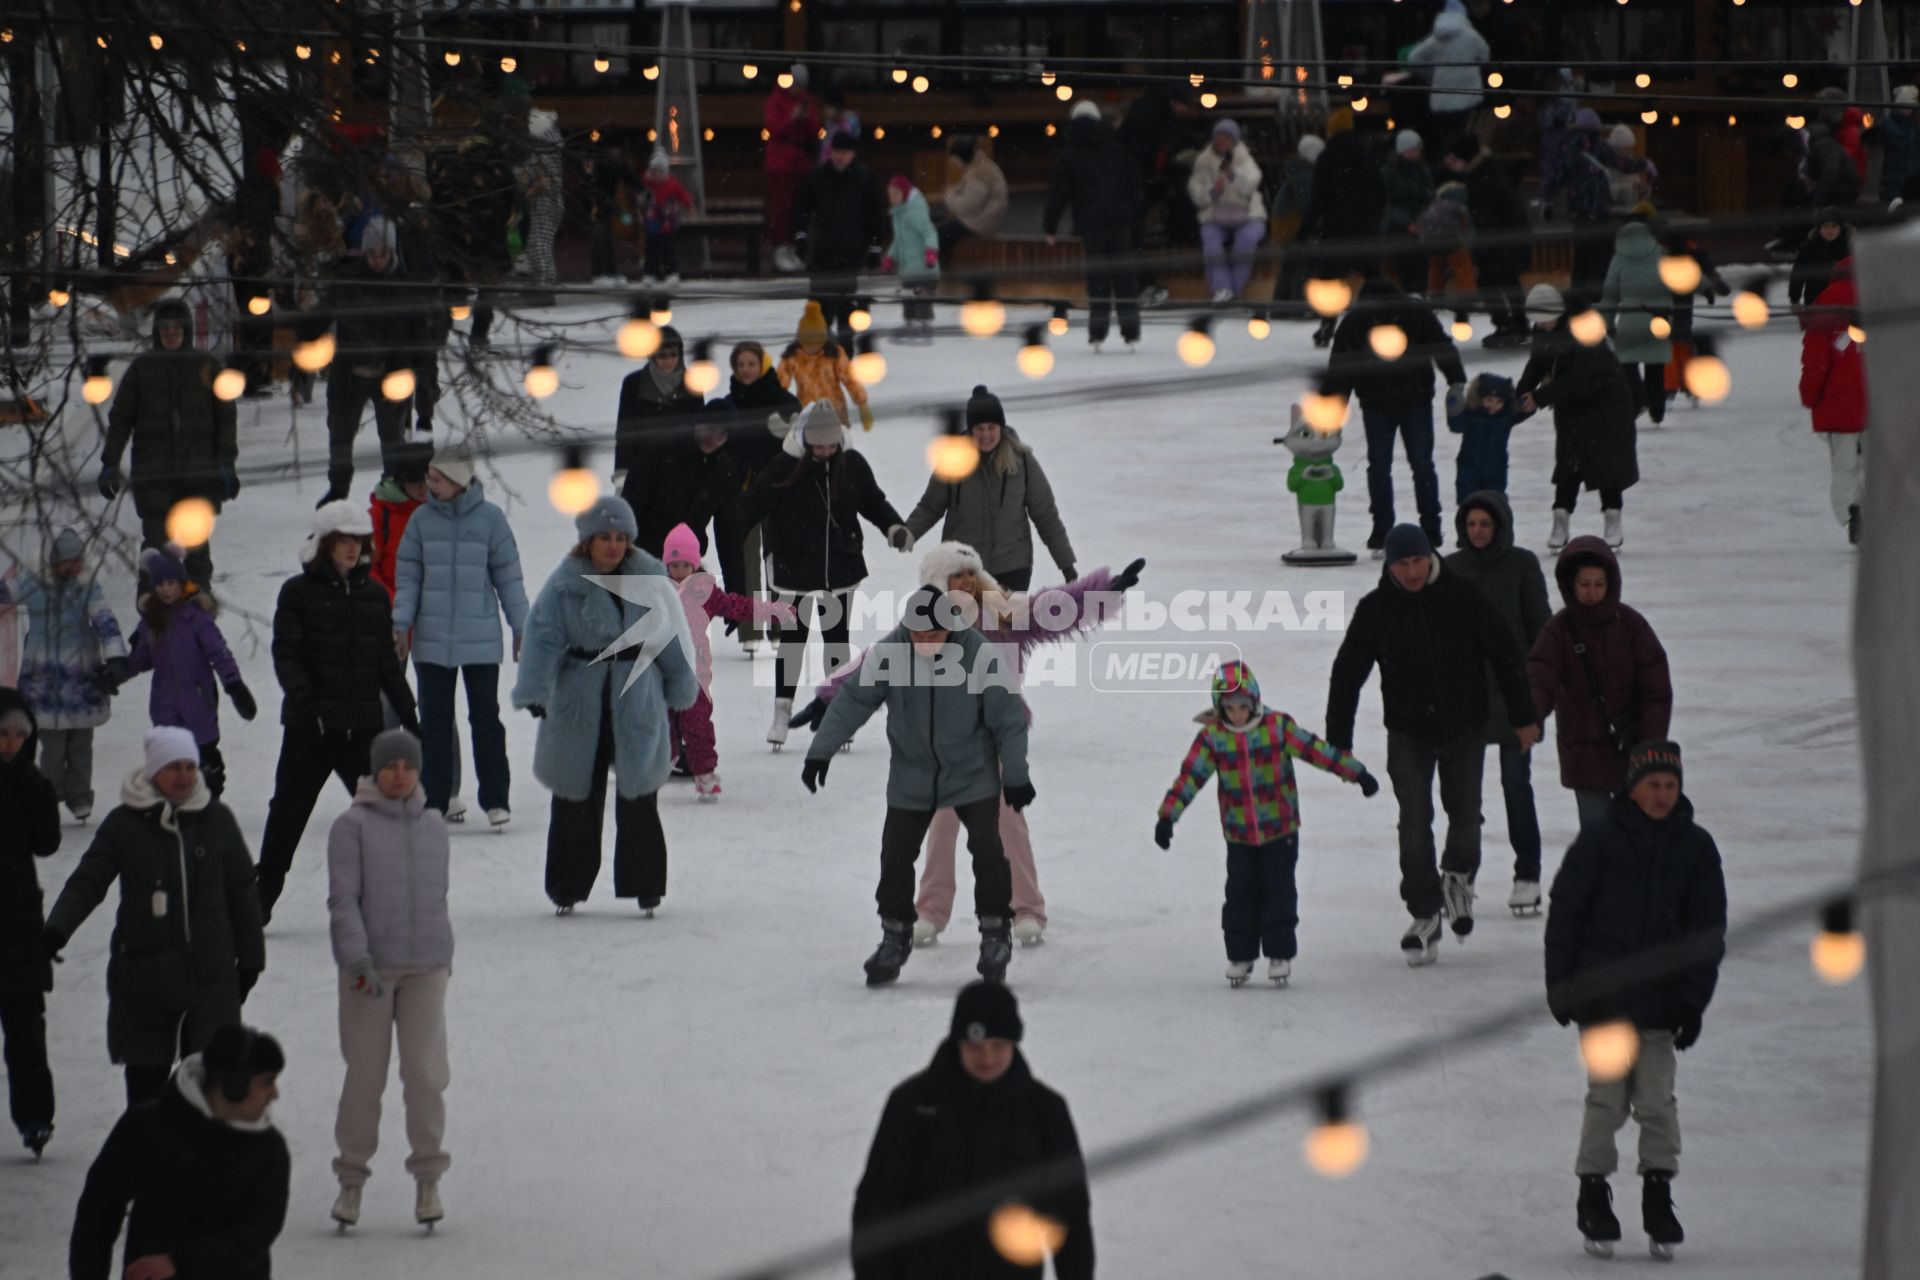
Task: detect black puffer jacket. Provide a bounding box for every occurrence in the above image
[1325,556,1534,750]
[710,373,801,481]
[740,444,904,593]
[105,302,239,519]
[794,159,888,272]
[1299,130,1385,272]
[44,773,264,1067]
[1324,279,1467,411]
[269,560,418,736]
[1443,492,1552,742]
[315,255,433,375]
[853,1041,1093,1280]
[1043,115,1142,239]
[1516,325,1640,493]
[621,430,743,560]
[1452,148,1533,277]
[70,1058,289,1280]
[0,687,60,995]
[614,364,706,478]
[1545,795,1727,1031]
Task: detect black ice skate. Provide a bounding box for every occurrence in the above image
[1643,1171,1683,1261]
[22,1125,51,1159]
[1578,1174,1622,1258]
[864,920,913,987]
[1442,871,1475,938]
[976,916,1013,983]
[1401,915,1442,966]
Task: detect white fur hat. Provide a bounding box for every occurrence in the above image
[302,498,374,564]
[1296,134,1326,162]
[1071,99,1101,122]
[780,401,850,457]
[1897,84,1920,106]
[917,541,1003,593]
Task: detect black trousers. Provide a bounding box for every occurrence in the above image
[773,588,853,701]
[1496,737,1544,882]
[546,695,668,906]
[808,271,860,352]
[645,231,680,279]
[325,372,412,497]
[878,794,1011,925]
[1624,362,1667,424]
[0,991,54,1132]
[1554,480,1625,512]
[992,566,1033,592]
[1476,257,1526,333]
[256,724,372,916]
[1079,227,1141,344]
[125,1063,170,1110]
[1571,227,1615,295]
[1385,730,1486,919]
[936,218,973,268]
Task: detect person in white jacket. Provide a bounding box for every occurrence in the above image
[1188,120,1267,303]
[325,728,453,1232]
[1407,9,1491,149]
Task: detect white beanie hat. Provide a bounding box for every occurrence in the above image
[302,499,374,564]
[1395,130,1423,156]
[144,726,200,780]
[429,443,476,491]
[1297,134,1326,162]
[1525,283,1566,320]
[362,215,398,259]
[1896,84,1919,106]
[1071,99,1100,122]
[781,401,849,456]
[1607,124,1637,151]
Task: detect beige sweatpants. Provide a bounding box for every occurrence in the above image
[1576,1028,1680,1177]
[333,966,452,1187]
[915,797,1047,929]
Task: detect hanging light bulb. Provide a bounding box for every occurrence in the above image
[650,295,673,326]
[1649,315,1672,340]
[619,302,662,359]
[1336,74,1354,88]
[1782,72,1799,89]
[1787,113,1807,130]
[989,1203,1067,1266]
[1494,103,1513,120]
[1189,72,1205,88]
[1812,898,1865,984]
[444,49,460,67]
[1451,318,1473,342]
[685,340,722,395]
[742,63,759,80]
[892,67,909,84]
[1728,114,1739,126]
[46,287,69,308]
[81,356,114,405]
[1177,318,1216,368]
[381,367,416,401]
[1055,84,1073,102]
[1016,325,1054,378]
[450,303,472,323]
[1306,278,1353,317]
[1040,69,1056,87]
[296,43,312,60]
[149,32,164,51]
[246,295,271,317]
[1200,92,1219,109]
[594,52,611,74]
[643,64,660,81]
[927,428,980,481]
[1569,309,1608,346]
[166,497,217,548]
[1369,324,1409,360]
[849,298,873,333]
[1733,289,1769,330]
[1659,255,1703,294]
[293,333,336,372]
[549,444,601,515]
[525,345,560,398]
[1248,312,1272,340]
[1303,1087,1369,1178]
[777,72,793,89]
[1048,304,1070,337]
[912,75,931,94]
[1486,71,1504,88]
[1302,389,1350,432]
[1848,322,1867,345]
[1634,72,1651,89]
[1045,123,1056,138]
[849,334,887,386]
[1640,105,1659,126]
[212,365,248,402]
[1579,1021,1640,1083]
[1684,347,1731,402]
[961,283,1006,338]
[500,55,517,73]
[1350,95,1370,113]
[988,125,999,138]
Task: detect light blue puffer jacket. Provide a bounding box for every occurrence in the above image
[1,569,127,729]
[326,778,453,971]
[390,482,530,668]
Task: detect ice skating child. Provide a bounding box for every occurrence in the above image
[1154,659,1376,987]
[883,175,940,341]
[776,301,874,431]
[1446,372,1533,503]
[0,687,60,1156]
[1418,182,1477,318]
[326,728,453,1231]
[0,527,128,820]
[640,150,694,286]
[112,547,257,798]
[659,523,796,800]
[1545,740,1725,1261]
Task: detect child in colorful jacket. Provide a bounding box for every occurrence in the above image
[777,301,873,431]
[659,523,796,799]
[641,151,695,284]
[113,547,257,798]
[1155,659,1376,986]
[0,528,128,819]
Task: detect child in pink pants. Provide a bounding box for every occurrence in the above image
[662,524,795,799]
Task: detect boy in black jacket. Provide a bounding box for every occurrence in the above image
[1545,740,1727,1261]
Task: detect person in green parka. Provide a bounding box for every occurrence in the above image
[883,175,941,343]
[1601,218,1675,425]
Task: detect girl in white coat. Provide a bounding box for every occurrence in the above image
[1188,119,1268,302]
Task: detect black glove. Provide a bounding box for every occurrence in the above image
[524,704,546,719]
[220,457,241,501]
[801,757,830,793]
[1154,817,1174,850]
[237,967,261,1004]
[1547,987,1572,1028]
[722,617,739,638]
[788,698,828,731]
[395,712,419,737]
[1061,565,1078,583]
[41,927,65,964]
[225,681,258,721]
[1003,781,1036,812]
[1110,557,1145,593]
[1673,1011,1702,1051]
[92,665,123,695]
[97,465,123,502]
[1356,770,1380,798]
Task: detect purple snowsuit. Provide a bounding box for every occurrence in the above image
[125,602,242,745]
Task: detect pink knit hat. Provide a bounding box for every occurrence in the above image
[661,523,703,569]
[887,175,914,199]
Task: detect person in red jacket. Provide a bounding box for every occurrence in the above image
[1799,262,1867,544]
[1815,88,1868,181]
[1527,538,1673,830]
[763,66,821,273]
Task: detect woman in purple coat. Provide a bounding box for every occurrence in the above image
[111,548,258,797]
[1527,537,1672,828]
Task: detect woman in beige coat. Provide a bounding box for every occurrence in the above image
[937,136,1009,263]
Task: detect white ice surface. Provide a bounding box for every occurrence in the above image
[1,295,1868,1279]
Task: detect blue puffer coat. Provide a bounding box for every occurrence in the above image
[390,482,530,668]
[1,570,127,730]
[510,550,700,801]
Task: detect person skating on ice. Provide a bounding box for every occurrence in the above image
[1155,660,1376,987]
[0,688,60,1157]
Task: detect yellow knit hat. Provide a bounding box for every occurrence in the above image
[797,300,829,347]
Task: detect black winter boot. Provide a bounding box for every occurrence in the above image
[1578,1174,1622,1257]
[976,916,1013,983]
[863,920,913,987]
[1643,1170,1683,1258]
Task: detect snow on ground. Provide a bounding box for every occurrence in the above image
[1,293,1869,1279]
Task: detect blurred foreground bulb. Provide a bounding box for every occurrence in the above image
[961,289,1005,338]
[1658,256,1703,294]
[1493,104,1512,120]
[443,49,460,67]
[246,295,271,317]
[1580,1020,1640,1083]
[1648,315,1672,340]
[1306,278,1352,317]
[1684,354,1730,402]
[594,53,611,74]
[849,336,887,386]
[990,1203,1067,1266]
[47,288,69,308]
[1248,314,1272,340]
[650,297,673,326]
[619,313,662,360]
[82,358,114,404]
[1569,309,1608,347]
[1049,305,1070,337]
[1302,390,1349,432]
[450,303,471,322]
[1304,1087,1368,1178]
[1016,326,1054,378]
[548,445,600,516]
[294,333,335,372]
[1055,85,1073,102]
[1848,323,1867,345]
[1813,899,1864,984]
[1368,324,1408,360]
[849,300,873,333]
[1451,319,1473,342]
[927,433,980,482]
[777,72,793,89]
[913,75,930,94]
[381,368,416,402]
[212,366,247,402]
[525,346,559,399]
[1732,291,1769,330]
[166,497,217,547]
[1178,320,1215,367]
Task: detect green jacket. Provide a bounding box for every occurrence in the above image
[1287,456,1344,507]
[808,622,1029,811]
[105,351,238,519]
[888,188,941,284]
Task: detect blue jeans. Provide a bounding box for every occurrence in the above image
[1222,835,1300,962]
[1497,739,1543,881]
[1362,405,1442,538]
[415,662,510,813]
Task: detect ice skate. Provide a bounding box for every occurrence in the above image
[1139,284,1170,309]
[486,807,510,830]
[773,244,803,274]
[1089,338,1105,354]
[1578,1175,1621,1257]
[1603,508,1624,550]
[1848,503,1861,546]
[1366,530,1386,561]
[1548,508,1572,551]
[1508,880,1542,916]
[415,1178,443,1229]
[694,773,722,801]
[639,897,660,918]
[68,802,91,823]
[664,272,682,288]
[1643,1171,1683,1260]
[768,697,792,749]
[864,920,913,986]
[912,919,940,947]
[22,1125,51,1158]
[331,1184,361,1230]
[445,795,468,824]
[1013,917,1045,946]
[1400,914,1442,966]
[1442,871,1475,938]
[553,902,576,917]
[1269,958,1291,987]
[1211,288,1234,304]
[1225,960,1254,987]
[976,916,1013,983]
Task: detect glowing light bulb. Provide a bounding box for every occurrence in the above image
[849,304,873,333]
[1248,316,1272,340]
[912,75,930,94]
[1017,330,1054,378]
[1684,354,1730,402]
[1055,84,1073,102]
[1733,291,1769,329]
[444,50,460,67]
[930,125,942,139]
[1177,325,1216,367]
[381,368,416,401]
[703,128,714,142]
[1569,309,1608,346]
[1450,319,1473,342]
[1046,124,1056,137]
[1812,901,1864,984]
[1306,278,1352,316]
[213,367,247,401]
[1305,1120,1369,1178]
[1649,315,1672,340]
[594,53,611,74]
[686,354,721,395]
[1580,1021,1640,1082]
[83,372,114,404]
[1049,309,1070,337]
[927,434,980,481]
[989,1203,1068,1266]
[1487,71,1504,88]
[166,497,217,547]
[849,346,887,385]
[450,303,471,322]
[1634,73,1651,89]
[777,72,793,89]
[892,67,909,84]
[1369,324,1408,360]
[988,125,999,138]
[1641,108,1659,126]
[1040,70,1056,87]
[1783,72,1799,89]
[1302,392,1349,432]
[1658,256,1702,294]
[525,349,559,398]
[296,44,312,60]
[1200,92,1219,109]
[1494,104,1513,120]
[1787,114,1806,130]
[149,33,164,51]
[1190,73,1205,88]
[549,464,600,515]
[1336,74,1354,88]
[961,297,1006,338]
[618,316,661,360]
[1728,114,1738,126]
[1848,323,1867,345]
[47,288,69,308]
[1350,96,1369,112]
[651,301,673,325]
[294,334,335,372]
[742,63,759,80]
[643,64,659,81]
[500,55,517,73]
[247,295,271,316]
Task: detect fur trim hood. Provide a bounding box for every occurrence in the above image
[916,541,1004,596]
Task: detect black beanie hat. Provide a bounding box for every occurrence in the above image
[966,384,1006,429]
[1625,740,1683,790]
[1382,523,1432,565]
[1447,134,1482,163]
[951,980,1023,1044]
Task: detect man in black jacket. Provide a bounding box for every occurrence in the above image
[853,982,1093,1280]
[794,132,886,351]
[1545,741,1725,1259]
[1296,126,1385,346]
[1324,279,1467,552]
[0,688,59,1156]
[1326,524,1539,963]
[1044,102,1143,349]
[1444,492,1552,912]
[70,1024,290,1280]
[1444,135,1535,348]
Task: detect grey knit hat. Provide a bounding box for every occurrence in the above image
[50,527,85,564]
[575,496,639,542]
[368,727,422,776]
